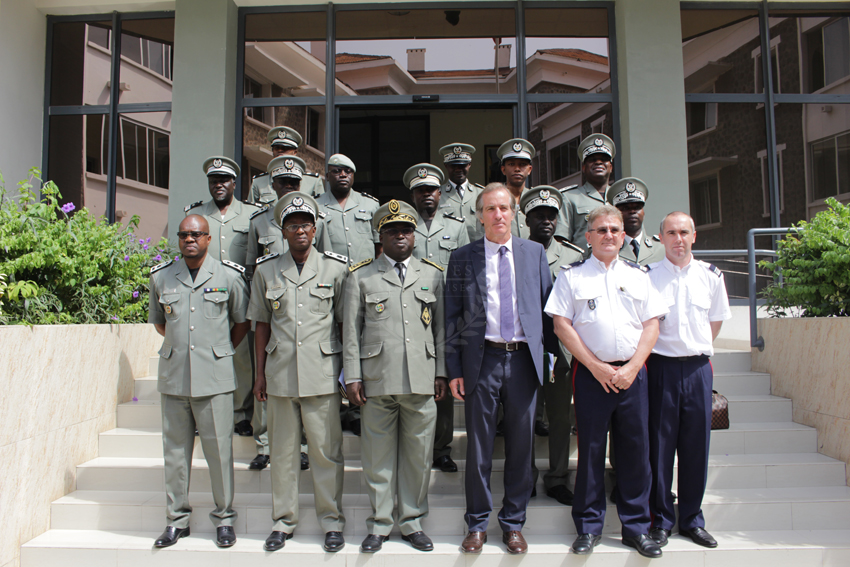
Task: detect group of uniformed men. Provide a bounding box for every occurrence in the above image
[148,125,731,558]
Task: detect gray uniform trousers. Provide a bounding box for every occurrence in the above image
[361,394,437,536]
[267,393,345,533]
[161,392,236,528]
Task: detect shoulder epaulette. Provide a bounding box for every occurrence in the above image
[150,258,174,274]
[623,259,648,272]
[474,182,485,189]
[253,171,269,179]
[244,201,261,208]
[318,211,327,219]
[305,172,320,178]
[360,192,379,203]
[652,234,661,242]
[222,259,246,273]
[324,250,348,263]
[184,200,204,213]
[349,258,372,272]
[708,263,722,277]
[561,259,585,271]
[255,252,279,265]
[444,212,465,222]
[421,258,445,272]
[558,239,584,254]
[560,184,580,193]
[250,205,269,219]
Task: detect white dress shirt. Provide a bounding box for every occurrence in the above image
[545,255,668,362]
[383,253,411,282]
[484,236,527,342]
[648,256,732,357]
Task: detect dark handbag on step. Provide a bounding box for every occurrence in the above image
[711,390,729,430]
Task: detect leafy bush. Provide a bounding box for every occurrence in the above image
[760,197,850,317]
[0,168,178,325]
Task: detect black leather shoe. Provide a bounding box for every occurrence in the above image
[649,527,670,547]
[679,527,718,548]
[609,483,618,504]
[530,485,537,498]
[215,526,236,548]
[154,526,190,548]
[433,455,458,473]
[571,533,601,555]
[360,534,389,553]
[622,534,663,558]
[234,419,253,437]
[546,485,574,506]
[495,420,505,437]
[324,531,345,552]
[300,452,309,470]
[402,531,433,551]
[249,454,270,470]
[350,419,362,436]
[535,420,550,436]
[264,530,293,551]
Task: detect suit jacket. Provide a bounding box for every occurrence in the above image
[445,237,554,392]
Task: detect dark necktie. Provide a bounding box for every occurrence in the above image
[456,183,464,198]
[395,262,405,285]
[632,239,640,258]
[499,246,515,341]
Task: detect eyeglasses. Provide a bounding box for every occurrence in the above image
[592,227,622,235]
[283,223,315,233]
[177,231,209,239]
[329,167,354,175]
[381,226,415,237]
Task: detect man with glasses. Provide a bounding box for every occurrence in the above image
[248,192,349,553]
[560,134,617,253]
[545,205,667,559]
[249,126,325,205]
[343,200,448,554]
[405,163,469,474]
[185,156,260,445]
[437,143,484,242]
[149,215,250,549]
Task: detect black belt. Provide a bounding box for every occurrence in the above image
[654,354,709,362]
[606,360,628,367]
[485,340,528,352]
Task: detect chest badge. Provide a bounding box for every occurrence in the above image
[272,300,281,310]
[164,305,173,314]
[375,303,385,313]
[421,305,432,326]
[588,299,597,311]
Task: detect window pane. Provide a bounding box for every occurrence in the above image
[525,8,610,91]
[116,112,171,239]
[117,18,175,103]
[122,120,138,181]
[244,11,327,95]
[48,114,109,218]
[51,22,113,106]
[528,102,613,188]
[681,10,762,94]
[335,8,515,96]
[824,18,850,86]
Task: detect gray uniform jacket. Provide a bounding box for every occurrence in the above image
[186,199,260,267]
[148,254,249,397]
[343,256,446,396]
[250,172,326,204]
[246,205,331,272]
[412,212,470,270]
[437,180,484,242]
[546,239,585,281]
[247,249,348,398]
[315,190,380,265]
[620,232,666,267]
[560,182,609,252]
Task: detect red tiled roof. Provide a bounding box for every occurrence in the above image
[537,48,608,65]
[335,53,392,65]
[410,67,512,79]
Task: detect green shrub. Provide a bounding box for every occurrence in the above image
[0,168,178,325]
[760,197,850,317]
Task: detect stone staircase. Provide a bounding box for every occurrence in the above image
[21,350,850,565]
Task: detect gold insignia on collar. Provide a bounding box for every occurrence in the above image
[421,305,431,326]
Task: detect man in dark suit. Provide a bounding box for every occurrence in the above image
[445,182,554,555]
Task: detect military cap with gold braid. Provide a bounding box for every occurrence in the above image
[267,126,302,149]
[273,191,319,226]
[439,143,476,164]
[497,138,536,162]
[520,185,564,215]
[203,156,240,178]
[403,163,444,190]
[372,199,418,232]
[606,177,649,207]
[577,133,616,163]
[268,155,306,179]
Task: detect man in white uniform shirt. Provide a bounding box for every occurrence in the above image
[646,212,731,550]
[544,204,667,558]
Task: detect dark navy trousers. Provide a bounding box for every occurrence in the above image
[464,345,538,532]
[647,353,713,531]
[572,361,652,538]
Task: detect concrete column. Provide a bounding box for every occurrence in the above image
[615,0,690,234]
[168,0,238,240]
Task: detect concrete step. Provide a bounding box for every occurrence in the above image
[712,371,771,396]
[711,350,753,372]
[76,447,845,496]
[22,529,850,567]
[47,485,850,536]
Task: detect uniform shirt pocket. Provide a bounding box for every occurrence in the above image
[354,211,373,234]
[212,343,236,381]
[203,290,230,319]
[438,238,458,264]
[258,235,279,256]
[365,292,390,320]
[320,340,343,377]
[266,287,286,316]
[687,288,712,325]
[232,226,249,249]
[159,293,181,321]
[573,287,602,324]
[310,286,333,315]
